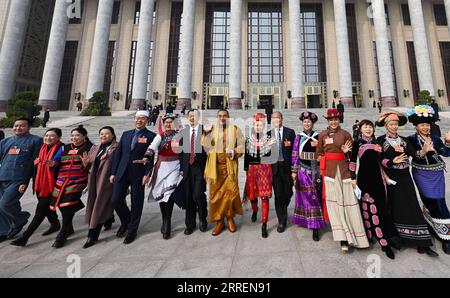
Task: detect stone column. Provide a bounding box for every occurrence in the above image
[333,0,354,107]
[176,0,196,110]
[372,0,396,107]
[0,0,32,111]
[38,0,71,111]
[408,0,435,96]
[130,0,155,110]
[85,0,114,100]
[228,0,243,109]
[288,0,305,109]
[445,0,450,36]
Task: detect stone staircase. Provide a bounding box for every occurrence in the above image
[2,107,449,144]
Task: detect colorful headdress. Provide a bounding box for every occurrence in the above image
[375,111,407,127]
[299,111,318,123]
[406,105,436,126]
[252,113,267,123]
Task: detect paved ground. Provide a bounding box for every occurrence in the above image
[0,108,450,278]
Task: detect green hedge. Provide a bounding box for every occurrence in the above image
[0,91,42,128]
[80,91,112,116]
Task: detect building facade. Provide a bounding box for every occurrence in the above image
[1,0,450,111]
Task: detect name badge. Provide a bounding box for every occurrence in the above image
[394,146,404,153]
[284,140,291,147]
[138,137,147,144]
[8,148,20,155]
[325,137,334,145]
[68,149,78,155]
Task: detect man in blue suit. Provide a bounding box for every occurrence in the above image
[110,111,156,244]
[0,118,42,242]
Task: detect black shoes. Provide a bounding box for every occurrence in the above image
[199,221,208,232]
[10,236,28,247]
[262,223,268,238]
[277,223,286,233]
[116,225,127,238]
[184,227,195,235]
[123,233,136,245]
[7,221,28,239]
[251,211,257,223]
[83,237,98,249]
[417,246,439,257]
[340,241,349,252]
[42,222,61,236]
[382,246,395,260]
[443,241,450,255]
[103,217,115,231]
[312,229,320,242]
[52,233,67,249]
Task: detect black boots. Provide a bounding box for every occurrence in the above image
[251,211,257,223]
[261,223,268,238]
[83,237,97,249]
[103,217,115,231]
[443,241,450,255]
[160,201,174,240]
[312,229,320,242]
[42,221,61,236]
[382,246,395,260]
[52,231,67,249]
[417,246,439,257]
[10,236,29,247]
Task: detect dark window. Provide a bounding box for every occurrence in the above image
[134,1,141,24]
[346,3,361,82]
[203,3,230,83]
[166,2,183,84]
[402,4,411,26]
[103,41,116,103]
[57,41,78,110]
[126,41,154,108]
[134,1,157,25]
[406,41,420,101]
[300,3,326,82]
[434,4,448,26]
[111,1,121,24]
[373,41,398,104]
[17,0,54,91]
[439,42,450,105]
[69,0,84,24]
[248,2,284,83]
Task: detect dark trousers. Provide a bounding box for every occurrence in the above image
[23,196,58,238]
[273,164,293,225]
[0,181,30,236]
[185,163,207,229]
[111,169,145,235]
[58,205,78,237]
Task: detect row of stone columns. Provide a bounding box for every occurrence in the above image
[0,0,445,111]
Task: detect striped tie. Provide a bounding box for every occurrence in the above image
[189,128,195,165]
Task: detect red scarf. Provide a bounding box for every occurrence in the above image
[34,142,61,198]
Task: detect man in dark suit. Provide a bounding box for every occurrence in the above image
[268,111,295,233]
[110,111,156,244]
[178,109,208,235]
[337,100,345,123]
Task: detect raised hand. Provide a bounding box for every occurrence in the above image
[445,129,450,143]
[341,140,352,153]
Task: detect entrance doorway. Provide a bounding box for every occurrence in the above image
[210,96,224,109]
[307,95,321,108]
[258,95,273,109]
